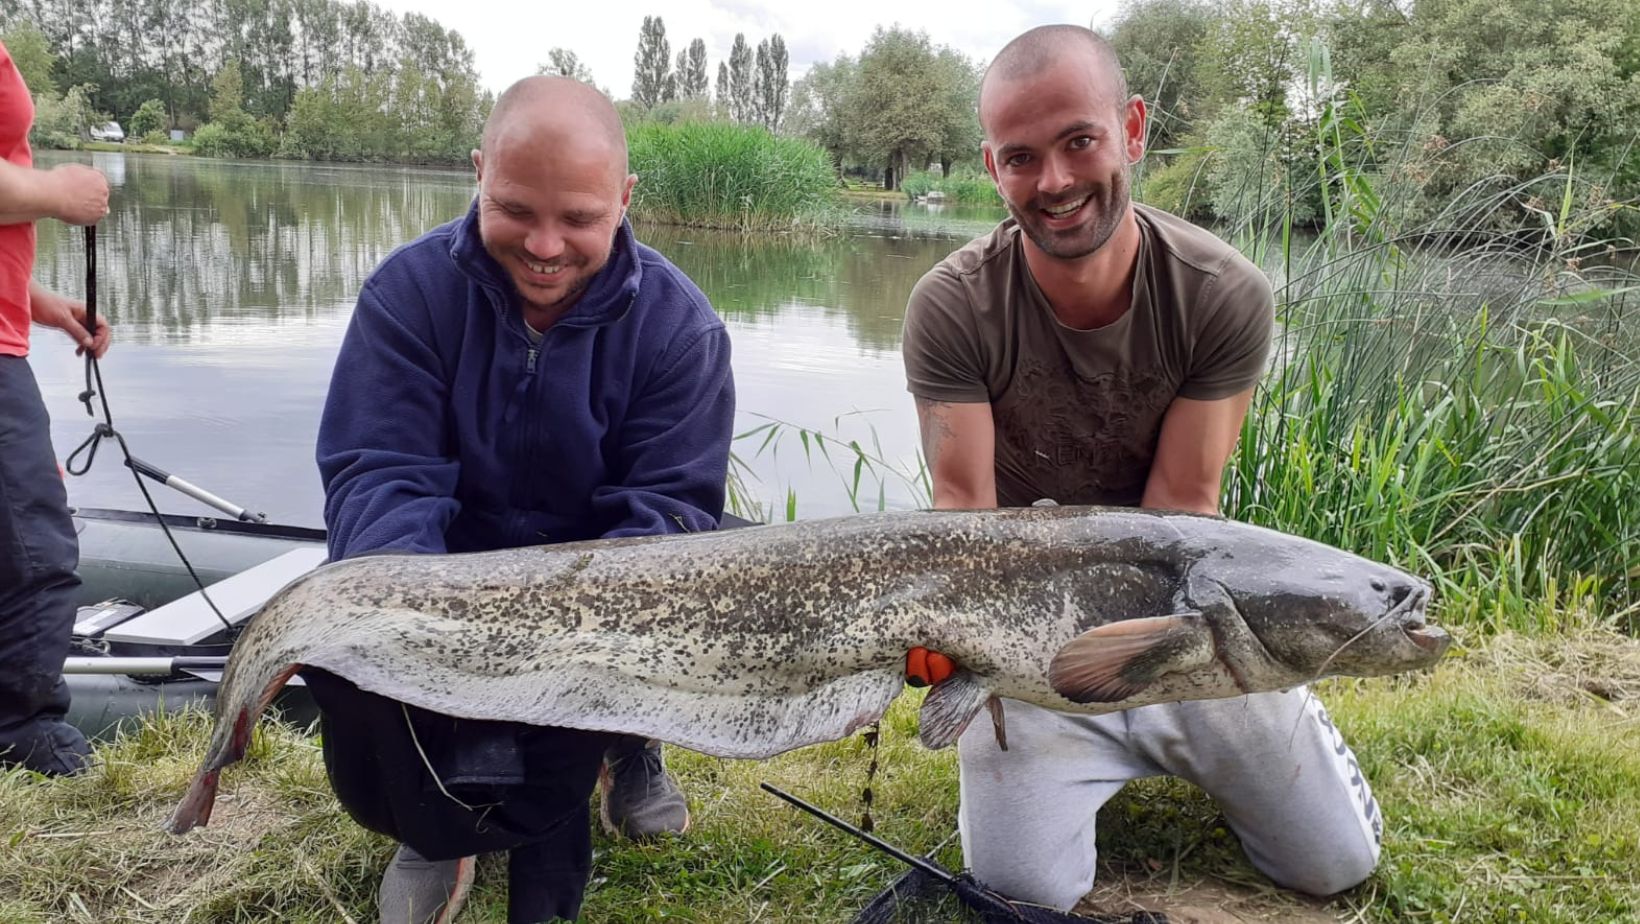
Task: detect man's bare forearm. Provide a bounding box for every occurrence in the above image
[0,159,60,224]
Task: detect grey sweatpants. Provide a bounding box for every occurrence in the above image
[957,688,1380,911]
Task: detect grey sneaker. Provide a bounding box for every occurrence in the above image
[378,844,475,924]
[599,739,690,839]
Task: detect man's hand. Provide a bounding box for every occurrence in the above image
[905,646,957,687]
[47,163,110,226]
[30,284,111,358]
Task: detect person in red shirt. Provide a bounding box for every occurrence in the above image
[0,39,113,776]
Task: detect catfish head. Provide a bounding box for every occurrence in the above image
[1205,537,1451,682]
[1048,522,1451,706]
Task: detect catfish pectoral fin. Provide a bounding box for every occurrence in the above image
[917,670,992,749]
[1048,613,1213,704]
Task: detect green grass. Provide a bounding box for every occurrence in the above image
[77,140,189,155]
[3,633,1636,921]
[627,122,843,232]
[899,170,1002,207]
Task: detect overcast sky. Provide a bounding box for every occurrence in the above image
[368,0,1125,98]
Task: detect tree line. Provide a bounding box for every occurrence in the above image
[4,0,1633,233]
[551,17,792,132]
[1101,0,1640,234]
[3,0,488,163]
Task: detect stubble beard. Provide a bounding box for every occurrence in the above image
[1008,170,1131,261]
[519,265,594,315]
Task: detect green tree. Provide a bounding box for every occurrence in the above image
[1385,0,1640,225]
[754,35,788,130]
[1196,0,1308,126]
[675,38,709,100]
[128,98,167,137]
[539,48,596,84]
[1203,101,1316,224]
[30,83,95,148]
[1105,0,1220,150]
[2,21,56,96]
[847,27,967,189]
[210,59,246,124]
[786,55,856,168]
[728,33,754,122]
[1314,0,1409,118]
[632,15,672,108]
[930,48,981,175]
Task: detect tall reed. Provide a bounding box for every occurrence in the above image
[627,121,841,231]
[1220,64,1640,634]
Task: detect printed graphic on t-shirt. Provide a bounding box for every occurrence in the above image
[994,355,1176,506]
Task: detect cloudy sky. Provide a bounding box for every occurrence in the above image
[369,0,1124,98]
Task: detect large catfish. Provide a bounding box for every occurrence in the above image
[167,506,1450,834]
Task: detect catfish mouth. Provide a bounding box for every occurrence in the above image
[1390,584,1449,655]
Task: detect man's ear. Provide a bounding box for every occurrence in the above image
[621,173,638,210]
[982,142,999,184]
[1123,96,1148,165]
[471,148,483,182]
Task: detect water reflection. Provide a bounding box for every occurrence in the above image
[36,152,476,339]
[641,224,968,352]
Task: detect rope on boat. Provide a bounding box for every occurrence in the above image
[63,224,236,634]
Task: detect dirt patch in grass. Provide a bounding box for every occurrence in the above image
[1080,875,1345,923]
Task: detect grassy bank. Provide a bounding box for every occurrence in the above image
[2,632,1635,922]
[77,140,189,156]
[900,169,1001,207]
[627,122,842,231]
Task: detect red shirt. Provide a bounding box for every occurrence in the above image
[0,41,37,357]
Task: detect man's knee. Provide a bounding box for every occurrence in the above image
[1261,837,1379,897]
[968,851,1093,912]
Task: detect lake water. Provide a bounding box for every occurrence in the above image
[30,151,1008,527]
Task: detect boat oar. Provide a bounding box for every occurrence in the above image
[62,656,228,677]
[122,456,268,524]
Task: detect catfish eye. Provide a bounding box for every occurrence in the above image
[1370,579,1387,593]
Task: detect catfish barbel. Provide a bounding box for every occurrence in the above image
[167,506,1450,834]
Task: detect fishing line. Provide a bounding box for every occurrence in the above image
[400,703,478,813]
[858,720,881,833]
[63,224,235,634]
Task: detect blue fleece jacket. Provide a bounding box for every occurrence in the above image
[317,203,735,560]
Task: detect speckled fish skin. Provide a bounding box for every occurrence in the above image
[166,505,1450,834]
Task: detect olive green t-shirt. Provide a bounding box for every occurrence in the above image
[902,203,1273,508]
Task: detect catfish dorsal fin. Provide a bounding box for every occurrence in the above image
[1048,613,1212,704]
[918,670,993,750]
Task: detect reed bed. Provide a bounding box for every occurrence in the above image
[1217,106,1640,634]
[627,122,842,231]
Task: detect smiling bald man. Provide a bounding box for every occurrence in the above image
[902,26,1383,912]
[314,75,736,924]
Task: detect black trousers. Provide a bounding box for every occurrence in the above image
[304,668,618,923]
[0,356,89,774]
